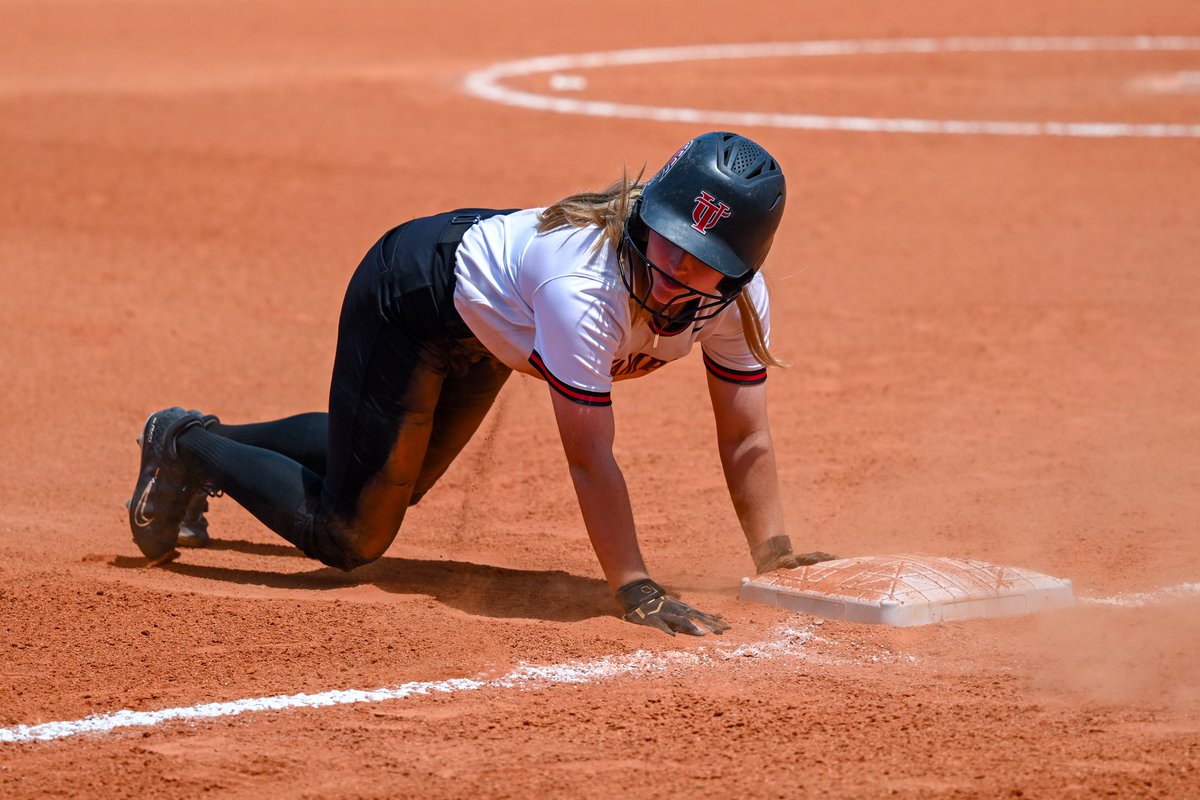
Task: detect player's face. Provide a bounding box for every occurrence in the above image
[645,230,724,305]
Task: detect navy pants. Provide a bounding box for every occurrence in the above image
[177,210,513,569]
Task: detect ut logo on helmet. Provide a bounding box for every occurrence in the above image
[691,191,732,235]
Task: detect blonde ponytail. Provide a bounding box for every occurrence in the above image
[736,290,787,369]
[537,168,644,255]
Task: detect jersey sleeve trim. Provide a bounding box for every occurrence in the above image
[529,350,613,407]
[703,352,767,386]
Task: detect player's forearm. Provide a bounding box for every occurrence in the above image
[718,428,786,548]
[566,454,649,592]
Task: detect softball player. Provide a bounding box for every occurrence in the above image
[127,131,834,636]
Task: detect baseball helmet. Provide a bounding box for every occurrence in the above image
[621,131,786,327]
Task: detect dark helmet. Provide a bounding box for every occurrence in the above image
[621,131,786,328]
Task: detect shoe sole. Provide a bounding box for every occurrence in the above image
[127,409,192,562]
[125,497,186,564]
[132,427,211,552]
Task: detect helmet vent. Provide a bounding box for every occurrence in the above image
[722,138,781,182]
[726,140,765,175]
[743,158,779,180]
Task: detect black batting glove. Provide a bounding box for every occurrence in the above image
[616,579,730,637]
[751,535,839,574]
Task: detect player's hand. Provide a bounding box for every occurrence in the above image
[773,550,839,570]
[616,579,729,637]
[752,535,838,574]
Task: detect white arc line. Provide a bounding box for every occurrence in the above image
[463,36,1200,138]
[0,629,822,744]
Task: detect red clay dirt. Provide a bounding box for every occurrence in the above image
[2,0,1199,797]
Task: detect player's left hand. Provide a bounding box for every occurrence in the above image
[752,535,838,574]
[774,550,839,570]
[616,579,729,637]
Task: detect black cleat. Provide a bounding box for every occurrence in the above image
[177,492,210,548]
[127,407,205,562]
[176,413,219,548]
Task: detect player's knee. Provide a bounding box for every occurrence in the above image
[333,534,393,571]
[311,542,379,571]
[305,524,389,572]
[303,540,356,571]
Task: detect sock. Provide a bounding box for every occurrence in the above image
[208,413,328,473]
[176,426,320,551]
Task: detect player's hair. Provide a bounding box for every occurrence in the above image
[538,172,784,368]
[537,169,645,260]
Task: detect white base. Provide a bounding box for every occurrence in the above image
[739,554,1074,627]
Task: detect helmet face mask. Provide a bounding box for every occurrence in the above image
[618,220,747,329]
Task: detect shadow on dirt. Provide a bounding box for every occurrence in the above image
[111,546,612,622]
[204,539,305,558]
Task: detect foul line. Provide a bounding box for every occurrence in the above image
[0,628,823,745]
[463,36,1200,138]
[1080,581,1200,608]
[6,579,1196,745]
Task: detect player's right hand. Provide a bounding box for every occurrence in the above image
[616,578,729,637]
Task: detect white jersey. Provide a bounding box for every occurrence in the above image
[453,208,769,406]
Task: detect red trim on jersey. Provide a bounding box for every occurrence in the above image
[529,351,613,407]
[703,352,767,385]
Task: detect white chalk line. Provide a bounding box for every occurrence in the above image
[462,36,1200,138]
[5,579,1195,745]
[1079,581,1200,608]
[3,626,861,745]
